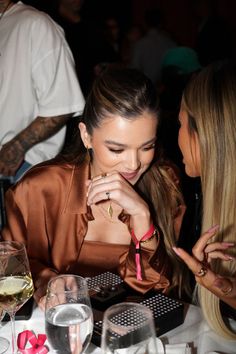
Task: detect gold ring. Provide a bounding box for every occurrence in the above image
[221,281,233,295]
[195,266,208,277]
[106,191,110,200]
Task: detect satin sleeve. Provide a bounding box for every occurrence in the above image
[119,232,171,294]
[2,181,59,289]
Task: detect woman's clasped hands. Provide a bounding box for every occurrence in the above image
[86,171,152,240]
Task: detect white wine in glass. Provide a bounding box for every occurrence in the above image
[0,241,34,354]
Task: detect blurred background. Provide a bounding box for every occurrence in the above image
[22,0,236,56]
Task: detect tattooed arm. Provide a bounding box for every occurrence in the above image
[0,114,71,176]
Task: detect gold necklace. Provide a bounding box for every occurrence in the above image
[97,203,119,224]
[0,1,12,22]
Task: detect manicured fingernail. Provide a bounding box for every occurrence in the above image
[207,225,219,233]
[226,255,234,261]
[222,242,234,248]
[172,247,181,256]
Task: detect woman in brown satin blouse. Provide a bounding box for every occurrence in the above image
[2,67,186,305]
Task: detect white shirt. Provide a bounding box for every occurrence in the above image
[0,1,85,165]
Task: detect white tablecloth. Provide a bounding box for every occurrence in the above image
[1,303,235,353]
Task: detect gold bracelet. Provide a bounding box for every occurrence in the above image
[140,228,158,244]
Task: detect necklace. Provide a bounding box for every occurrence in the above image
[97,203,119,224]
[0,1,12,22]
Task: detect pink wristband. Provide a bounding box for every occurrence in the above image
[131,224,157,281]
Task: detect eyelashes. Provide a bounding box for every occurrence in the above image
[108,149,123,154]
[143,143,156,151]
[108,144,156,154]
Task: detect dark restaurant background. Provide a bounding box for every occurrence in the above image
[22,0,236,57]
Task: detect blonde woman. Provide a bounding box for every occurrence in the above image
[174,60,236,339]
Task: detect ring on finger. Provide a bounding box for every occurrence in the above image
[221,281,233,295]
[195,265,208,277]
[106,191,110,200]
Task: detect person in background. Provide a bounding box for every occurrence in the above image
[103,15,121,58]
[2,67,187,307]
[130,8,176,87]
[53,0,121,97]
[0,0,84,182]
[174,60,236,339]
[121,23,144,67]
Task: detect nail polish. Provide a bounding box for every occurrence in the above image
[172,247,181,256]
[207,225,219,233]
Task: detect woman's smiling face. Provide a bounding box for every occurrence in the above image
[79,111,158,185]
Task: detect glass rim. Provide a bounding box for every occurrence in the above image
[47,274,88,293]
[104,301,153,314]
[0,240,26,254]
[104,301,154,326]
[103,302,155,333]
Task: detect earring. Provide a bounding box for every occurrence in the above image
[85,146,91,163]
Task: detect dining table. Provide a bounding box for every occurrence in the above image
[1,301,235,354]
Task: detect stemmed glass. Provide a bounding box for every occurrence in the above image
[45,274,93,354]
[0,240,34,354]
[101,302,158,354]
[0,308,9,354]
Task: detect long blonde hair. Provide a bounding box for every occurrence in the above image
[182,60,236,339]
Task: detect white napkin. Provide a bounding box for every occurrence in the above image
[165,343,192,354]
[156,338,192,354]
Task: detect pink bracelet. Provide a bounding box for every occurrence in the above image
[131,224,158,281]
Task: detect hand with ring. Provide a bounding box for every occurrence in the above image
[86,170,153,240]
[172,225,236,308]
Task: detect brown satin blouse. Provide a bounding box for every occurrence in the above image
[76,241,128,277]
[2,159,185,296]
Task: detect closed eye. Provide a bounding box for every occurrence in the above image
[143,143,156,151]
[108,148,124,154]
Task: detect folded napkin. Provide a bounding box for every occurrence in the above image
[165,343,192,354]
[156,338,192,354]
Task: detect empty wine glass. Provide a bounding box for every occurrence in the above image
[101,302,158,354]
[0,308,9,354]
[0,240,34,354]
[45,274,93,354]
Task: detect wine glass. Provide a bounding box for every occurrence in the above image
[101,302,158,354]
[0,240,34,354]
[45,274,93,354]
[0,308,9,354]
